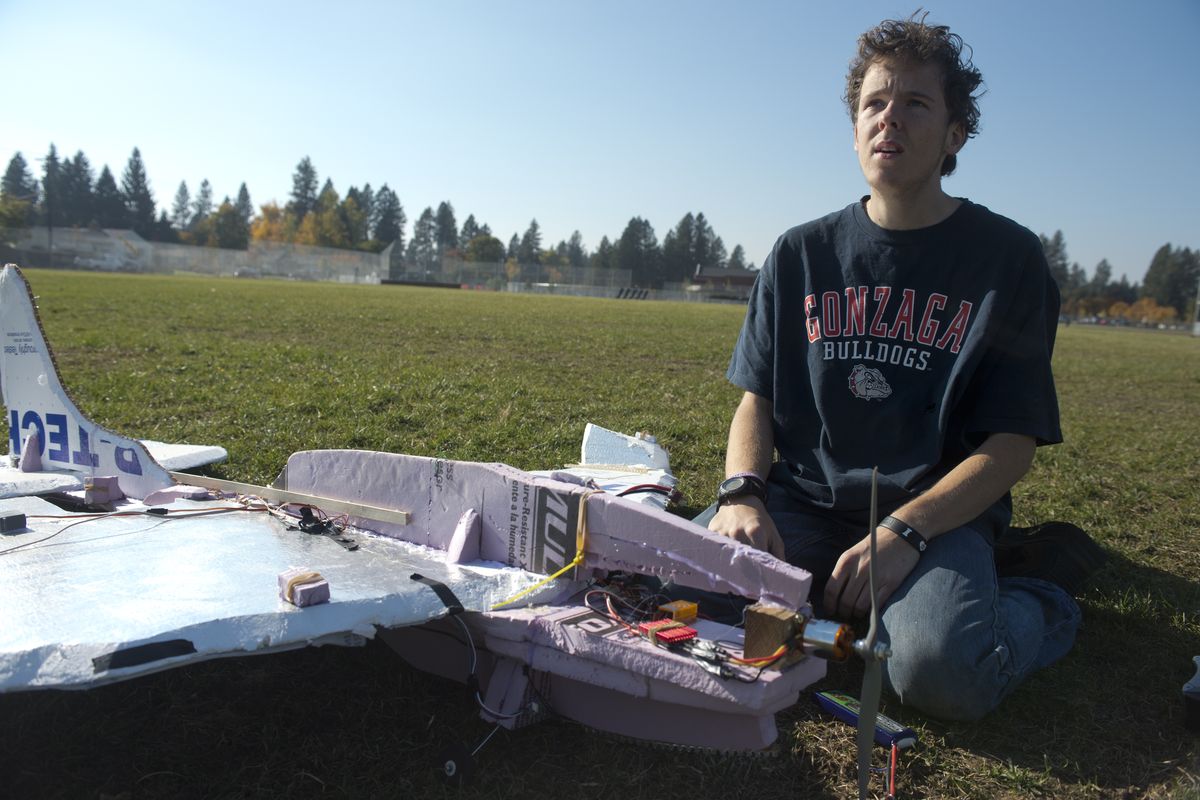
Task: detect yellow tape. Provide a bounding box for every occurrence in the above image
[491,489,597,610]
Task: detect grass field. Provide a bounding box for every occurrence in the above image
[1,268,1197,799]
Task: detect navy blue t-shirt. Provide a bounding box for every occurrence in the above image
[727,199,1061,522]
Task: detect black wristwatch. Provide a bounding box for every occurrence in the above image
[717,473,767,506]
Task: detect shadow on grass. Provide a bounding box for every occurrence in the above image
[0,640,839,800]
[0,554,1193,799]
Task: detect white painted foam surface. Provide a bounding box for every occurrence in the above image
[0,495,564,692]
[580,423,670,470]
[139,441,227,471]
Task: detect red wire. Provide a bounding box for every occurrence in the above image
[615,484,672,497]
[887,742,898,799]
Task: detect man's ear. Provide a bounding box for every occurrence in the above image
[945,122,966,155]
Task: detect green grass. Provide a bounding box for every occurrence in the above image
[2,269,1198,799]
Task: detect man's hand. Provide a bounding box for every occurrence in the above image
[823,528,920,619]
[708,498,786,559]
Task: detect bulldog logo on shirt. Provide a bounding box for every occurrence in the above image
[848,364,892,401]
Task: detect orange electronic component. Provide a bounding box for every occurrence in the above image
[657,599,699,623]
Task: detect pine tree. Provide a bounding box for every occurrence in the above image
[39,144,62,228]
[58,151,94,227]
[313,182,348,248]
[191,179,213,229]
[567,231,586,267]
[709,235,728,269]
[340,196,367,247]
[663,212,696,281]
[171,181,191,230]
[1142,244,1200,318]
[1,152,38,227]
[507,234,520,261]
[2,152,38,202]
[154,210,178,243]
[1090,259,1112,296]
[1039,230,1070,288]
[212,200,249,249]
[93,166,128,228]
[590,236,615,271]
[287,157,318,220]
[359,183,376,237]
[728,244,748,271]
[518,219,542,264]
[407,207,437,271]
[235,183,253,228]
[121,148,156,238]
[459,214,480,250]
[372,185,405,247]
[617,217,661,287]
[435,201,457,255]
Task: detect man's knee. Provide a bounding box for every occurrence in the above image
[883,635,1005,721]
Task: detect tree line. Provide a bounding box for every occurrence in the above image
[1040,231,1197,325]
[2,144,1195,307]
[1,147,753,288]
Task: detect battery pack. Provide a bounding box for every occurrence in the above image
[0,513,26,533]
[815,690,918,750]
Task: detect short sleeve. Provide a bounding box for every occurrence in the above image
[961,246,1063,446]
[726,246,777,399]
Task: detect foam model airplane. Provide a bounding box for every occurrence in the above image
[0,264,894,795]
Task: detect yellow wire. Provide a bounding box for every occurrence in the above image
[490,489,598,610]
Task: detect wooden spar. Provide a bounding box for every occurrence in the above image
[167,472,411,526]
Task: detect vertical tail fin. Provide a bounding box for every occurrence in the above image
[0,264,174,499]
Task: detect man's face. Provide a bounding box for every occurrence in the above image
[853,59,965,196]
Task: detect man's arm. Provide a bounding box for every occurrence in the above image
[707,391,786,558]
[823,432,1037,619]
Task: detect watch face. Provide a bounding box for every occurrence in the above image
[718,476,762,504]
[722,477,749,494]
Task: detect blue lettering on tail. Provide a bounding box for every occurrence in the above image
[46,413,69,463]
[72,427,99,467]
[114,446,142,475]
[7,408,127,470]
[20,411,45,455]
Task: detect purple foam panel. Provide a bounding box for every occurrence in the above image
[281,450,812,610]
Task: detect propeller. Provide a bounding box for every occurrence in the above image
[852,467,891,800]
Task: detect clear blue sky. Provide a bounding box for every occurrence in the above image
[3,0,1197,283]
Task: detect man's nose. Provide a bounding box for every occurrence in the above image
[878,100,900,128]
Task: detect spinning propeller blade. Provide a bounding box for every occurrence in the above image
[856,467,884,800]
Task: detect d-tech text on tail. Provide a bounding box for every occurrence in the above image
[0,263,173,499]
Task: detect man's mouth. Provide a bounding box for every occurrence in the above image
[874,141,903,155]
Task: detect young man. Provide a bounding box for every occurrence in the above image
[708,16,1101,720]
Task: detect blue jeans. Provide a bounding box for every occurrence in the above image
[692,499,1082,721]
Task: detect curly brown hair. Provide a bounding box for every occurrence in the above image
[844,12,984,177]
